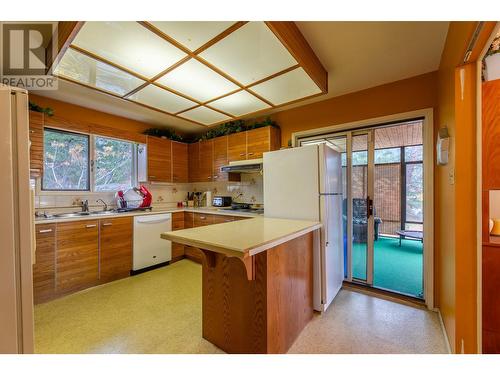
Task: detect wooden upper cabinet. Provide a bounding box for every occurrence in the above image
[33,223,56,304]
[199,139,214,183]
[246,126,281,159]
[147,136,172,182]
[213,136,228,181]
[188,142,200,183]
[228,132,247,162]
[29,111,44,177]
[56,220,99,293]
[99,217,133,283]
[172,141,188,183]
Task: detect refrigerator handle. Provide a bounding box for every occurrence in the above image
[367,196,374,218]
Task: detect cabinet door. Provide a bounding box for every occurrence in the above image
[33,223,56,304]
[483,245,500,353]
[172,212,185,230]
[29,111,44,177]
[199,140,214,183]
[171,211,185,262]
[213,136,228,181]
[99,217,133,283]
[194,213,215,227]
[185,212,194,228]
[228,132,247,162]
[56,220,99,293]
[188,142,200,182]
[147,136,172,182]
[246,126,281,159]
[172,141,188,183]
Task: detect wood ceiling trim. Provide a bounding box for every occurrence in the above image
[46,22,84,74]
[55,75,208,129]
[54,20,328,128]
[265,21,328,93]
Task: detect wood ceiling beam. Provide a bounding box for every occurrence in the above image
[46,21,84,74]
[265,21,328,93]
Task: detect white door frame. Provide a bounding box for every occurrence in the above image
[292,108,435,309]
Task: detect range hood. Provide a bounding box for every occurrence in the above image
[220,158,263,174]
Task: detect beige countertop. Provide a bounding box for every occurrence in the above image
[160,217,321,258]
[34,206,262,224]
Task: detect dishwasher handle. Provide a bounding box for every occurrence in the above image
[135,216,171,225]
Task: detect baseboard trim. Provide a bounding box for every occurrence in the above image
[434,307,452,354]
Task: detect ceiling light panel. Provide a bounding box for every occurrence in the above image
[178,106,231,125]
[54,48,145,96]
[72,22,187,79]
[149,21,236,51]
[199,22,297,85]
[250,67,321,105]
[128,84,197,113]
[156,59,239,102]
[208,90,270,117]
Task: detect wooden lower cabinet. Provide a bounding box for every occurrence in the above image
[56,220,99,294]
[99,217,133,283]
[33,224,56,304]
[171,212,185,263]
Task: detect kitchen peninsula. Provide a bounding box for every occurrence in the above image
[161,217,321,354]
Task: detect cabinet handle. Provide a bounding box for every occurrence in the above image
[200,216,206,220]
[102,223,112,226]
[86,224,97,228]
[149,175,156,178]
[248,152,254,156]
[38,228,52,233]
[239,153,246,156]
[213,175,218,179]
[30,130,35,134]
[207,176,211,179]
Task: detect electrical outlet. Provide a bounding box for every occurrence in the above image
[448,169,455,185]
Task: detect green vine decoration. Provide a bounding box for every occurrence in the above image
[29,101,54,117]
[193,116,279,142]
[143,128,183,142]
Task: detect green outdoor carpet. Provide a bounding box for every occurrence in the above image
[352,237,423,298]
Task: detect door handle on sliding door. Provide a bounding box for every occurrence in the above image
[367,197,374,217]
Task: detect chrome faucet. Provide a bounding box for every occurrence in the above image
[81,199,89,213]
[96,198,108,211]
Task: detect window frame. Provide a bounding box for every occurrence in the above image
[41,128,91,192]
[40,127,139,194]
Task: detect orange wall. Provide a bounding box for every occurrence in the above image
[435,21,496,354]
[273,71,438,146]
[29,94,154,135]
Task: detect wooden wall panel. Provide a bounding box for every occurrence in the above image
[29,111,44,177]
[482,245,500,353]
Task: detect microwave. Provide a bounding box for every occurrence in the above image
[212,196,232,207]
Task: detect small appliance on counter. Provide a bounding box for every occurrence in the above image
[116,185,152,209]
[212,196,232,207]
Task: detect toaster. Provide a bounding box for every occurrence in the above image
[212,196,232,207]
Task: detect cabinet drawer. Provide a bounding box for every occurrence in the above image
[213,215,235,224]
[194,213,215,227]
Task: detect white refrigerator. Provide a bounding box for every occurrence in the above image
[264,144,344,312]
[0,85,34,353]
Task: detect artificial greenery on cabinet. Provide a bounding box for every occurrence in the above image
[29,101,54,117]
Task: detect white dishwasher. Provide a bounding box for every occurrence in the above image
[133,213,172,271]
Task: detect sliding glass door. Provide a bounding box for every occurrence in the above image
[299,120,425,299]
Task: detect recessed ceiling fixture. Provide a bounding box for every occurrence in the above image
[52,21,328,128]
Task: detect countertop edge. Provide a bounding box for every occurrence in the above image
[161,220,322,258]
[35,207,261,224]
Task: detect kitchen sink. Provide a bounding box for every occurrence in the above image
[53,212,91,218]
[89,210,116,216]
[53,210,116,218]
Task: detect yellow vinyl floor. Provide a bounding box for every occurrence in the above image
[34,259,448,354]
